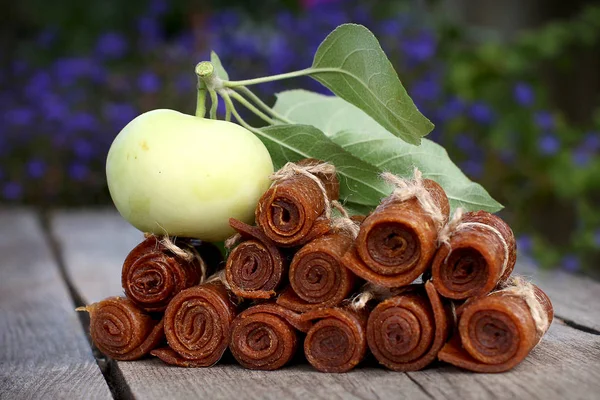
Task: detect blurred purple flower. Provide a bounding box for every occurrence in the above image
[435,97,464,122]
[211,9,241,28]
[468,102,494,125]
[175,74,193,94]
[137,16,163,48]
[513,82,534,107]
[582,132,600,152]
[27,159,47,179]
[40,94,68,121]
[268,35,293,74]
[36,29,57,48]
[4,108,34,126]
[562,254,580,272]
[12,60,28,75]
[460,160,483,178]
[455,133,478,153]
[411,76,440,103]
[104,102,137,129]
[68,112,98,132]
[534,111,555,130]
[53,57,105,85]
[148,0,168,16]
[301,0,341,9]
[571,147,592,167]
[96,32,128,59]
[538,134,560,155]
[68,163,89,181]
[2,182,22,200]
[73,139,95,160]
[498,149,516,164]
[379,19,403,37]
[516,235,533,253]
[24,71,53,99]
[137,71,161,93]
[402,32,436,63]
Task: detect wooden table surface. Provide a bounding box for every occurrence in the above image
[1,209,599,400]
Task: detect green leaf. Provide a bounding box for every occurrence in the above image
[255,124,390,207]
[210,50,229,81]
[310,24,434,145]
[273,90,503,213]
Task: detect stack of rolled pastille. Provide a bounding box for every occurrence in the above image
[80,158,553,374]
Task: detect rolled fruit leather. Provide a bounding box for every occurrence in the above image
[431,210,517,299]
[229,303,312,370]
[367,281,453,371]
[151,280,238,367]
[438,276,553,373]
[276,230,358,312]
[301,306,368,373]
[255,159,339,247]
[121,235,222,312]
[225,218,288,299]
[79,297,164,361]
[343,170,450,287]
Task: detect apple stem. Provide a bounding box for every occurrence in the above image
[220,90,262,136]
[233,87,294,124]
[196,88,207,118]
[209,89,219,119]
[227,90,275,125]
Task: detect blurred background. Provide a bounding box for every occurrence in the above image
[1,0,599,277]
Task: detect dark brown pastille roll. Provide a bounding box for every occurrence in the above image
[151,281,237,367]
[225,218,287,299]
[302,307,368,373]
[276,231,357,312]
[432,210,516,300]
[229,303,312,370]
[343,170,450,287]
[438,276,553,373]
[367,281,452,371]
[255,159,339,247]
[122,235,216,312]
[80,297,164,361]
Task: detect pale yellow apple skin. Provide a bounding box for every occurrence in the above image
[106,109,274,241]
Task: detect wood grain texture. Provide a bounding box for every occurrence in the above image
[516,262,600,332]
[0,210,111,400]
[50,210,600,400]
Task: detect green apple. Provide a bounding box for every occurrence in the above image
[106,109,273,242]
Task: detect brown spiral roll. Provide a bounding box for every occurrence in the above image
[255,159,339,247]
[431,211,516,300]
[83,297,164,361]
[225,218,287,299]
[438,277,553,373]
[122,235,215,312]
[343,179,450,287]
[276,232,357,312]
[152,281,237,367]
[229,303,312,370]
[302,307,367,373]
[367,281,452,371]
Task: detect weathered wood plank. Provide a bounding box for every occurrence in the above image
[0,210,111,400]
[51,210,600,400]
[515,262,600,332]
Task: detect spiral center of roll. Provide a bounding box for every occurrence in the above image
[230,242,275,291]
[247,326,272,352]
[270,199,301,235]
[446,248,487,290]
[291,252,339,303]
[468,310,519,363]
[366,223,420,273]
[93,305,137,353]
[133,270,163,294]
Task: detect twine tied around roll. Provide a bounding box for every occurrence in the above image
[269,162,336,219]
[497,276,549,336]
[381,167,445,232]
[348,283,392,310]
[330,200,360,238]
[144,233,208,283]
[224,233,242,250]
[437,209,510,275]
